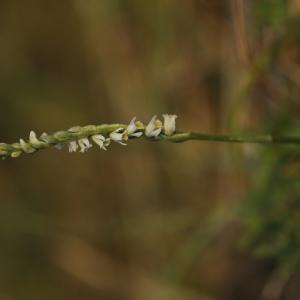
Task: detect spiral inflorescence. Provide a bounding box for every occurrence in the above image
[0,114,177,159]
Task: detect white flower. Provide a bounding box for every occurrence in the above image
[29,131,40,145]
[19,139,36,153]
[145,115,162,138]
[69,141,78,152]
[127,117,143,138]
[110,128,127,146]
[78,138,92,153]
[40,132,50,143]
[91,135,110,150]
[163,114,177,136]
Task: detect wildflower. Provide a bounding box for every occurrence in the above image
[145,115,162,138]
[163,114,177,136]
[78,138,92,153]
[126,117,143,138]
[69,141,78,152]
[91,135,110,150]
[29,131,40,145]
[40,132,50,143]
[110,128,127,146]
[19,139,36,153]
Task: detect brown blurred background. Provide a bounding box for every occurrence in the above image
[1,1,300,299]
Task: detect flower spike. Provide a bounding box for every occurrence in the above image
[0,114,180,158]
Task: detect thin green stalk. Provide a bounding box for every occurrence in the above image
[164,132,300,144]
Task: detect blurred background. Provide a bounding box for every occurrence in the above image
[1,0,300,299]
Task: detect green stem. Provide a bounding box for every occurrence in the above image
[164,132,300,144]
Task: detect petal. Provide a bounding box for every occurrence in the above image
[69,141,78,152]
[127,117,137,134]
[29,131,40,144]
[78,138,92,152]
[151,127,162,137]
[145,115,157,137]
[92,135,105,147]
[130,132,143,138]
[163,114,177,135]
[110,132,123,142]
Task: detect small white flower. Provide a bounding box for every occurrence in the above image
[145,115,162,138]
[19,139,36,153]
[163,114,177,136]
[69,141,78,152]
[29,131,40,145]
[110,128,127,146]
[127,117,143,138]
[78,138,92,153]
[91,135,110,150]
[40,132,50,143]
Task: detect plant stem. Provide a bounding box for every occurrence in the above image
[163,132,300,144]
[1,124,300,159]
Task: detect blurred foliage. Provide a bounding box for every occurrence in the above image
[241,116,300,274]
[255,0,288,29]
[1,1,300,300]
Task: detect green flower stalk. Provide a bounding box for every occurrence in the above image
[1,114,300,159]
